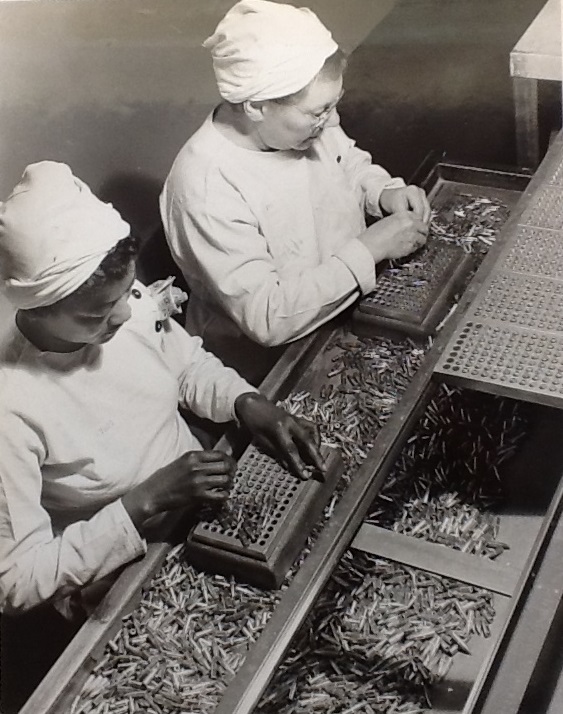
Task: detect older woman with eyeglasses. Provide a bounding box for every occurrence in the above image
[160,0,431,385]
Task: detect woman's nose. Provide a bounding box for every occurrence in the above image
[108,299,132,327]
[323,108,340,129]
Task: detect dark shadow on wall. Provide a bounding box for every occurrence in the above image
[98,171,162,244]
[338,0,558,182]
[98,172,188,292]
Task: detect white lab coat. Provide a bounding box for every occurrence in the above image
[0,282,255,612]
[160,113,405,383]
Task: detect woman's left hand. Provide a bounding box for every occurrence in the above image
[380,185,432,223]
[234,392,326,481]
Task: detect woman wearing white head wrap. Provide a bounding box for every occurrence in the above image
[202,0,338,103]
[0,161,323,617]
[0,161,130,311]
[160,0,431,385]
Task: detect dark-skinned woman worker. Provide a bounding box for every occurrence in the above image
[160,0,431,385]
[0,161,323,616]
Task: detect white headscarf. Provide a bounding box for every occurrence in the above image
[203,0,338,103]
[0,162,130,310]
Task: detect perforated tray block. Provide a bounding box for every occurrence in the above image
[351,240,474,339]
[540,153,563,187]
[500,225,563,277]
[436,321,563,406]
[435,260,563,406]
[435,143,563,408]
[185,444,343,588]
[519,186,563,231]
[470,271,563,331]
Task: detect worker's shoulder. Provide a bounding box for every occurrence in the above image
[317,124,357,155]
[125,280,162,327]
[165,119,249,191]
[0,327,44,414]
[0,322,33,377]
[168,117,228,170]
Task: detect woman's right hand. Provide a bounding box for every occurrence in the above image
[121,450,236,531]
[358,211,429,263]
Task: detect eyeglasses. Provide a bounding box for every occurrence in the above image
[293,90,345,128]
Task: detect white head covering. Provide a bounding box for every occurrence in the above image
[0,161,130,310]
[203,0,338,103]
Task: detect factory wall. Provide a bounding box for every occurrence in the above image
[0,0,554,325]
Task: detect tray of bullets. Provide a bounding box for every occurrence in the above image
[185,443,343,588]
[352,238,474,339]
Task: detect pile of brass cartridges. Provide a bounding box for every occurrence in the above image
[257,553,495,714]
[257,386,526,714]
[430,195,510,254]
[283,334,426,469]
[366,385,527,558]
[71,554,281,714]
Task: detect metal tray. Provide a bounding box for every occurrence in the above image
[435,137,563,408]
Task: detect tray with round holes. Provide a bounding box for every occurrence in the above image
[519,186,563,231]
[499,225,563,277]
[351,239,474,339]
[185,443,343,588]
[434,141,563,409]
[435,320,563,406]
[469,270,563,331]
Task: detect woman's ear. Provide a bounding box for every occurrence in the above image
[243,100,266,123]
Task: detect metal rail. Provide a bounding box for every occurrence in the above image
[465,473,563,714]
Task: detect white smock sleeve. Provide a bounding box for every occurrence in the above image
[155,300,259,420]
[164,176,370,347]
[334,127,406,218]
[0,411,146,613]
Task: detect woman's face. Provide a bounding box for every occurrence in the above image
[256,74,344,151]
[31,261,136,350]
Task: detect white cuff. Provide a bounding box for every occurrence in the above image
[335,240,377,295]
[364,176,407,217]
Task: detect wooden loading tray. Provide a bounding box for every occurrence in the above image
[185,443,343,589]
[352,237,474,339]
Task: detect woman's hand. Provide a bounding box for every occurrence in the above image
[234,392,326,481]
[379,185,432,223]
[122,450,236,530]
[359,212,428,263]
